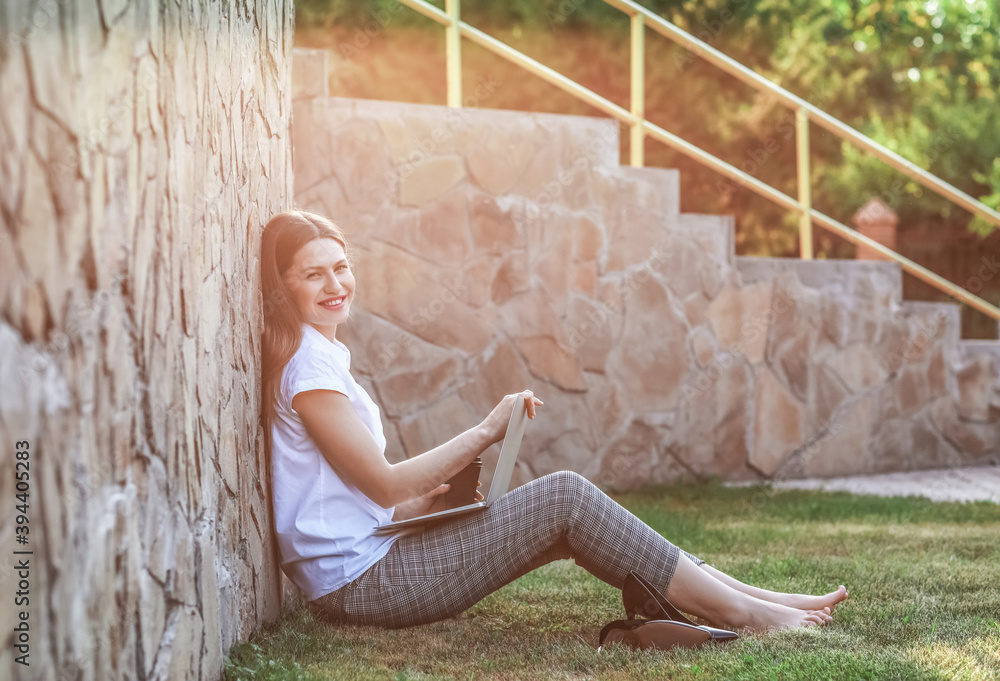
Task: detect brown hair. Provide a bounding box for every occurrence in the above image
[259,210,352,432]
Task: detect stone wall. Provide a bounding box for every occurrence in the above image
[1,3,293,680]
[292,49,999,491]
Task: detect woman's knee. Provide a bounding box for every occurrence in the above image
[542,470,599,504]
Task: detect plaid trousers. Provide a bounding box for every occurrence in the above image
[308,470,703,629]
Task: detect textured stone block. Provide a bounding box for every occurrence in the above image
[689,326,716,368]
[564,296,615,373]
[199,536,224,681]
[810,362,852,428]
[400,155,466,207]
[930,396,1000,457]
[471,193,524,255]
[675,355,750,477]
[618,167,681,221]
[750,368,805,476]
[530,429,594,478]
[338,311,449,379]
[167,606,204,681]
[497,291,563,340]
[411,190,473,266]
[605,205,667,272]
[376,357,460,418]
[138,568,167,677]
[459,254,500,308]
[327,119,395,211]
[956,355,996,422]
[798,394,874,477]
[355,241,493,354]
[458,341,534,417]
[773,329,813,401]
[826,343,888,393]
[707,282,772,364]
[467,134,535,195]
[398,394,478,459]
[515,335,587,392]
[491,253,531,305]
[608,275,688,412]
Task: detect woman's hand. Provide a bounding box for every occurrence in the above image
[392,484,448,521]
[478,390,544,447]
[392,481,484,521]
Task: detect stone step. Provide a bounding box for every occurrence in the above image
[959,339,1000,366]
[588,165,679,231]
[901,300,962,357]
[953,340,1000,425]
[673,213,735,267]
[616,166,681,221]
[736,256,904,307]
[342,96,620,171]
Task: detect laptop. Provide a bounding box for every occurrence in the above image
[374,395,529,535]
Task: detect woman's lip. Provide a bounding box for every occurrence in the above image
[319,296,346,308]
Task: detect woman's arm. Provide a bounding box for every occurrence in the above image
[391,480,484,521]
[391,494,439,522]
[293,391,535,509]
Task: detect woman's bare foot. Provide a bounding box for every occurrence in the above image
[734,598,834,633]
[697,566,849,614]
[769,585,849,612]
[664,560,838,634]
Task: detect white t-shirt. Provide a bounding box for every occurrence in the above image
[271,323,399,600]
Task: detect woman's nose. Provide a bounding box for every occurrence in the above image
[324,272,344,292]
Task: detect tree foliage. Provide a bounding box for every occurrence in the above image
[641,0,1000,247]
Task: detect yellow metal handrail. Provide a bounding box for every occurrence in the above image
[395,0,1000,322]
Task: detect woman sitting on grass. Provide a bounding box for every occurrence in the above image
[260,210,849,633]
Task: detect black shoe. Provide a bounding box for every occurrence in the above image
[606,570,738,648]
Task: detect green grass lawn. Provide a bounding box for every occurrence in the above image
[224,482,1000,680]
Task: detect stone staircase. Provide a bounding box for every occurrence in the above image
[291,48,999,489]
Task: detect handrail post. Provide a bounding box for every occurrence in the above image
[446,0,462,107]
[796,107,813,260]
[629,13,644,167]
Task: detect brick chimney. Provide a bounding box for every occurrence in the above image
[852,197,898,261]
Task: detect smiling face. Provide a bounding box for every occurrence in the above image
[283,237,355,342]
